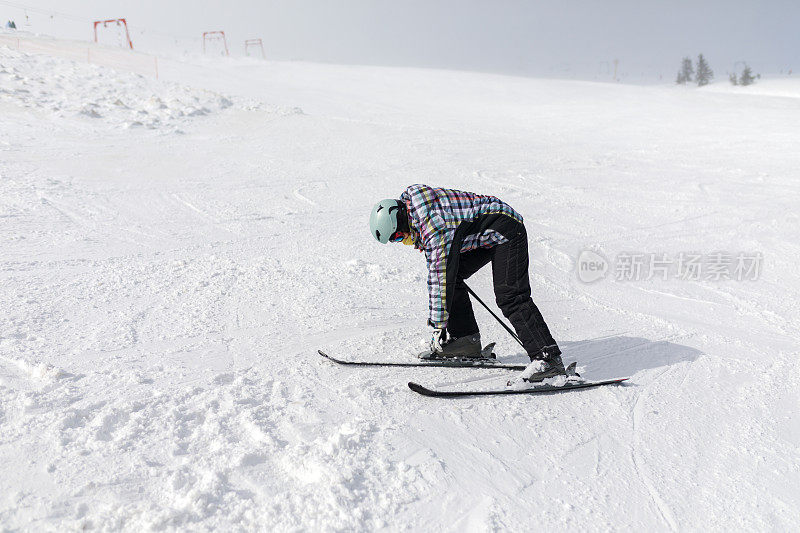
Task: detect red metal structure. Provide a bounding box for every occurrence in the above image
[203,31,229,56]
[93,18,133,50]
[245,38,265,59]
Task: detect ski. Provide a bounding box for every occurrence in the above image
[407,377,629,397]
[318,350,528,370]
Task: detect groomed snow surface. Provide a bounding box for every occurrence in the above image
[2,36,799,531]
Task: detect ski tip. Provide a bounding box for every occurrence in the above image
[318,350,335,361]
[408,382,436,396]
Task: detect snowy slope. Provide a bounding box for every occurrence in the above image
[1,38,799,531]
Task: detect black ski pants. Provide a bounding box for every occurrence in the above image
[446,223,558,358]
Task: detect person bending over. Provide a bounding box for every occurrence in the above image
[369,184,565,381]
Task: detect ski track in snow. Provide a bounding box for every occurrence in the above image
[629,368,679,531]
[293,186,317,207]
[2,32,800,531]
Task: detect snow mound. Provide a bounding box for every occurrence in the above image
[0,47,258,131]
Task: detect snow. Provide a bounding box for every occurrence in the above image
[2,33,800,531]
[1,47,257,131]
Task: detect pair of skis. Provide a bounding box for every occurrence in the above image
[318,350,628,397]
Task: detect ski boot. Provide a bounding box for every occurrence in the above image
[419,333,483,360]
[520,345,566,383]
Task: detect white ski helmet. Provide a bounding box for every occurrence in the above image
[369,199,404,244]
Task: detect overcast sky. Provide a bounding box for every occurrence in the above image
[4,1,799,78]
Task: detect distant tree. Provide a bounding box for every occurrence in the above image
[676,57,694,84]
[695,54,714,86]
[739,64,756,86]
[729,72,738,85]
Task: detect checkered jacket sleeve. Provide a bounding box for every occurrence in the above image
[400,184,454,328]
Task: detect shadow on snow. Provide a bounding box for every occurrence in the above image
[557,336,703,381]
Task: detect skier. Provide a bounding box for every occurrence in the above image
[369,184,565,381]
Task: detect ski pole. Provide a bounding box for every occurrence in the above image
[463,283,524,349]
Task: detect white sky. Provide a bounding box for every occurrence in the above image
[3,1,798,78]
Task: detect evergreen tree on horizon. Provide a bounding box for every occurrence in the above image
[740,64,756,86]
[696,54,714,86]
[676,56,694,84]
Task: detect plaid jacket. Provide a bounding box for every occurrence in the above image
[400,184,523,328]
